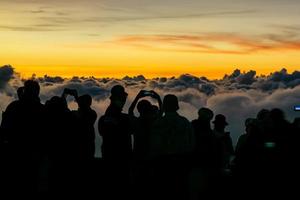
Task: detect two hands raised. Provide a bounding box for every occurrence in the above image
[136,90,160,100]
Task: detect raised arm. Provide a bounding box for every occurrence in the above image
[150,90,163,116]
[128,90,146,116]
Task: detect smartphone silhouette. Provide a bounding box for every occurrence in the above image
[144,91,152,95]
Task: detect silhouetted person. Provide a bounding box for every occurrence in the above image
[128,90,162,200]
[71,93,97,193]
[45,94,78,194]
[190,108,222,198]
[0,86,24,193]
[72,94,97,160]
[233,108,295,196]
[129,90,162,160]
[232,118,261,194]
[213,114,234,171]
[0,80,46,193]
[265,108,294,193]
[0,87,24,150]
[98,85,132,198]
[150,94,194,200]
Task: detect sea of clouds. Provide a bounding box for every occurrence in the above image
[1,65,300,157]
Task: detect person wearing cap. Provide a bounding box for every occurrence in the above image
[213,114,234,171]
[149,94,194,200]
[97,84,132,198]
[191,108,222,167]
[190,108,223,198]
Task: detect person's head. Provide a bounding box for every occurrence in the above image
[270,108,285,122]
[163,94,179,113]
[137,99,152,117]
[45,96,68,112]
[23,80,40,99]
[257,109,270,121]
[77,94,92,109]
[213,114,228,130]
[245,118,259,134]
[110,85,128,109]
[198,107,214,122]
[17,86,25,100]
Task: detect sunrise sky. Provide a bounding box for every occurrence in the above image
[1,0,300,78]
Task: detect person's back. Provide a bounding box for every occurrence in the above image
[97,85,132,199]
[45,96,78,193]
[99,105,132,160]
[152,112,194,157]
[74,94,97,160]
[213,114,234,170]
[1,80,46,193]
[149,94,194,200]
[191,108,221,169]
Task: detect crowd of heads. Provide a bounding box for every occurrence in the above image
[0,80,299,198]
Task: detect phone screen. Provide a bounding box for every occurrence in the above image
[295,106,300,111]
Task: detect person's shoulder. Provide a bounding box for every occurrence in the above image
[90,109,97,119]
[5,100,20,112]
[191,119,198,125]
[178,114,191,124]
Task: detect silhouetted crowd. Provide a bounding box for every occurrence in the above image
[0,80,299,198]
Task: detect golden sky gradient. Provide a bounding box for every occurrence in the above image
[1,0,300,79]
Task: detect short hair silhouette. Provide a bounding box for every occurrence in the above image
[163,94,179,112]
[270,108,285,121]
[24,80,40,97]
[110,85,128,99]
[46,96,68,111]
[137,99,152,115]
[245,118,257,127]
[198,107,214,121]
[17,86,24,100]
[256,109,270,121]
[77,94,92,108]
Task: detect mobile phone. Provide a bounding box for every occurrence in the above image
[144,91,152,95]
[294,106,300,111]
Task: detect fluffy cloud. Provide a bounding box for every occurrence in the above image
[1,65,300,157]
[0,65,14,89]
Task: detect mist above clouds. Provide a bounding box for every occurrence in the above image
[1,65,299,157]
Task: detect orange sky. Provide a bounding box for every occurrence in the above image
[1,0,300,79]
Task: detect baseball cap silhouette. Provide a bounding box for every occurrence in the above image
[213,114,228,125]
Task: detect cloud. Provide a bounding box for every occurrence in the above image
[0,65,14,89]
[1,65,300,157]
[0,25,67,32]
[109,31,300,54]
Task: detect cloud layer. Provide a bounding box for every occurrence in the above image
[1,65,299,157]
[110,32,300,54]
